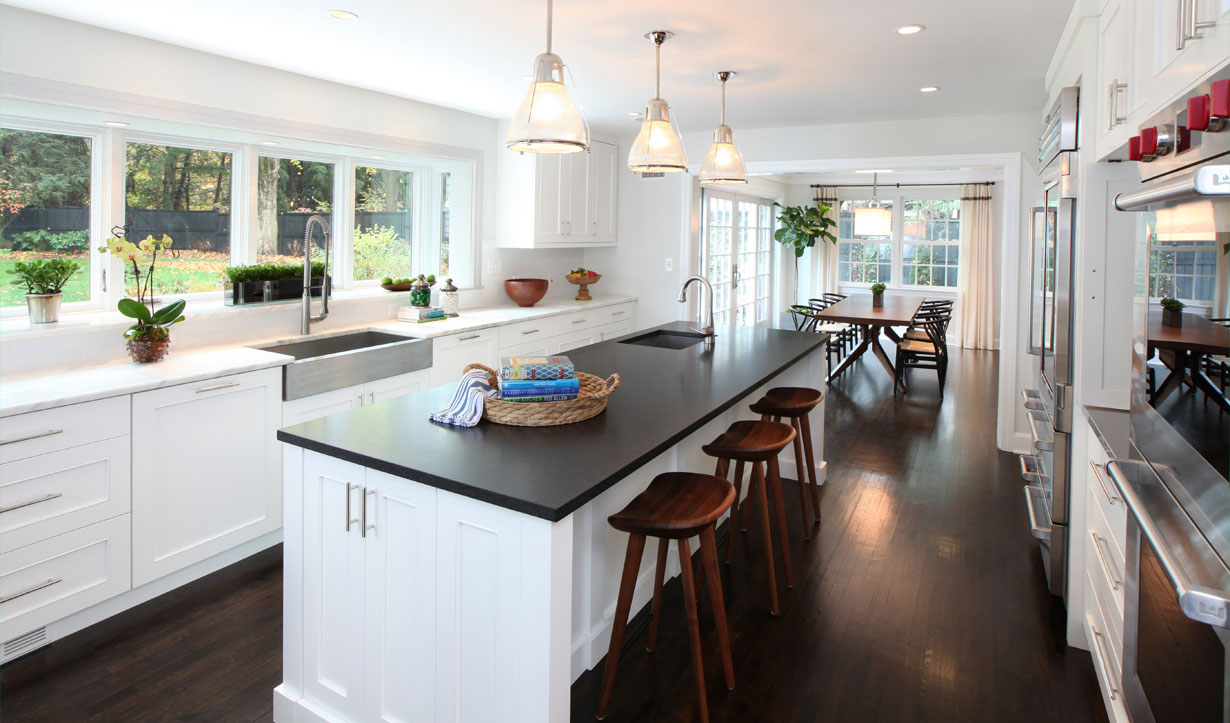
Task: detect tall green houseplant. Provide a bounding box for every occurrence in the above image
[773,201,838,288]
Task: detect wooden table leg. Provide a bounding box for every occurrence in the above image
[868,325,906,393]
[883,326,903,343]
[1151,349,1189,407]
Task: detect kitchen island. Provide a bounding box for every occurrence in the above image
[273,322,828,723]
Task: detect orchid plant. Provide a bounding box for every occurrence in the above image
[99,230,186,341]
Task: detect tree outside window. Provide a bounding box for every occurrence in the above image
[257,157,334,266]
[353,166,413,281]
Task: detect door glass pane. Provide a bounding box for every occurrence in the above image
[440,172,451,277]
[353,166,412,281]
[257,156,334,267]
[1,128,92,307]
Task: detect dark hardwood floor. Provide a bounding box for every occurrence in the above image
[1,344,1107,723]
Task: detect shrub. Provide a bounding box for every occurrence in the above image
[353,225,411,281]
[8,229,90,253]
[224,262,326,284]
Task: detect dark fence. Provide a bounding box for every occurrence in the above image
[5,206,412,257]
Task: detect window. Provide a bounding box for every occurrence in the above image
[256,156,335,266]
[1149,239,1218,303]
[353,166,413,281]
[1,128,93,308]
[125,142,232,294]
[439,172,451,278]
[902,199,960,288]
[837,199,894,284]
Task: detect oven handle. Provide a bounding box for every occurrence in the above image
[1106,460,1230,628]
[1113,164,1229,211]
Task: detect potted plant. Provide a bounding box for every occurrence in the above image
[773,202,838,293]
[100,232,186,363]
[870,282,887,308]
[223,262,330,306]
[1160,297,1184,327]
[9,258,81,324]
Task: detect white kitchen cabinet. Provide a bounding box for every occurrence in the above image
[1096,0,1137,159]
[283,383,365,427]
[498,338,557,359]
[431,329,499,386]
[555,328,599,353]
[1136,0,1230,117]
[0,396,128,465]
[597,319,634,341]
[364,369,430,405]
[131,368,282,586]
[587,140,619,244]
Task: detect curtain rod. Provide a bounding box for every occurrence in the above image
[808,181,995,188]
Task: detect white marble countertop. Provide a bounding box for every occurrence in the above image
[0,294,637,417]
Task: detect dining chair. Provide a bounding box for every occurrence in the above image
[1205,318,1229,415]
[894,306,953,396]
[790,304,844,373]
[902,299,954,342]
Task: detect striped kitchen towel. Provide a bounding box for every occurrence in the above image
[429,368,497,427]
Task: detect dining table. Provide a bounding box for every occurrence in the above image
[816,294,923,393]
[1148,311,1230,413]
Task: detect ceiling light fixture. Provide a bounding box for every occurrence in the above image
[919,85,940,93]
[699,71,747,185]
[371,154,385,159]
[328,10,358,21]
[103,120,129,127]
[628,30,687,173]
[258,140,279,146]
[854,172,892,237]
[505,0,589,154]
[894,24,925,35]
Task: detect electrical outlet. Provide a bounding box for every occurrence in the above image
[664,258,673,272]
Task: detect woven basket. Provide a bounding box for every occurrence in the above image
[465,363,621,427]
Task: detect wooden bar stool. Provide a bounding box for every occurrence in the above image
[749,387,823,534]
[597,472,736,723]
[702,420,796,616]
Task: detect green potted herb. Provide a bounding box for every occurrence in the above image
[100,233,186,363]
[870,282,887,308]
[1160,297,1184,327]
[9,258,81,324]
[223,262,330,306]
[773,201,838,287]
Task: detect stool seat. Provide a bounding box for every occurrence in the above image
[748,386,823,417]
[701,420,795,461]
[608,472,736,539]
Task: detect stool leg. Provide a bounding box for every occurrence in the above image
[767,455,795,589]
[646,538,669,653]
[753,463,781,616]
[740,467,759,532]
[677,537,710,723]
[700,526,735,692]
[725,460,745,564]
[788,418,812,539]
[800,412,821,523]
[597,533,646,720]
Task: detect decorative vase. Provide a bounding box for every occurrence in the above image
[439,278,460,317]
[872,293,884,308]
[127,338,171,363]
[1162,308,1183,327]
[409,275,432,308]
[25,292,63,324]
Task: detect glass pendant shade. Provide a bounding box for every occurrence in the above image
[699,125,746,184]
[854,206,892,237]
[628,98,687,172]
[506,52,589,153]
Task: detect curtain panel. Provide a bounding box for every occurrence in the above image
[958,184,996,349]
[814,187,839,296]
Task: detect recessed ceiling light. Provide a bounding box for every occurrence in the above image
[626,111,641,117]
[371,154,385,159]
[919,85,940,93]
[103,120,129,127]
[328,9,358,20]
[894,24,925,35]
[259,140,279,146]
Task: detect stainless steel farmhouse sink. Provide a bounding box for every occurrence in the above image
[251,329,433,400]
[618,329,710,350]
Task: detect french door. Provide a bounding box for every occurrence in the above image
[702,190,776,328]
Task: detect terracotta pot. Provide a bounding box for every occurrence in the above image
[127,338,171,363]
[872,293,884,308]
[504,278,549,307]
[1162,308,1183,327]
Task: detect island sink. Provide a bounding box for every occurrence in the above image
[618,329,709,350]
[252,329,432,400]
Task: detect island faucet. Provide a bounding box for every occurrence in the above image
[301,214,331,335]
[677,275,716,337]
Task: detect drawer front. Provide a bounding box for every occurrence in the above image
[1084,569,1129,723]
[1087,485,1126,642]
[0,439,132,553]
[553,311,600,335]
[596,302,635,327]
[596,319,633,342]
[555,328,598,353]
[0,515,131,647]
[497,319,552,348]
[434,329,497,351]
[0,396,129,464]
[1086,456,1127,548]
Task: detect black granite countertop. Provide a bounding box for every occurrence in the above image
[278,321,827,521]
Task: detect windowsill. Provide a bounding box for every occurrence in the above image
[838,283,958,296]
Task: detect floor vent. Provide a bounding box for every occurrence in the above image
[4,626,48,658]
[639,172,665,179]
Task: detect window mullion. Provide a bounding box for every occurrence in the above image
[335,157,355,288]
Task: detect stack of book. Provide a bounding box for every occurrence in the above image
[499,356,578,403]
[397,306,446,323]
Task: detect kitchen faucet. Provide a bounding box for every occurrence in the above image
[677,275,716,337]
[301,214,331,335]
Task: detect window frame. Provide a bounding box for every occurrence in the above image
[1145,237,1220,308]
[349,159,426,286]
[836,188,964,294]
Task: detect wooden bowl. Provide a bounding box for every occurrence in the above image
[381,284,415,292]
[504,278,549,307]
[565,273,601,301]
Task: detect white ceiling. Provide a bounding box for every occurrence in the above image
[6,0,1075,134]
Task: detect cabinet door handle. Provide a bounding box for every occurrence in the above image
[0,429,63,446]
[458,333,481,341]
[521,328,541,335]
[1090,622,1121,700]
[1110,79,1127,127]
[1091,530,1123,590]
[346,483,361,532]
[0,492,63,514]
[0,577,62,605]
[572,318,586,324]
[367,391,375,406]
[593,220,598,235]
[363,488,376,537]
[1178,0,1188,50]
[195,381,240,394]
[1089,460,1119,505]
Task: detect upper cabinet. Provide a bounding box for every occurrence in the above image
[1097,0,1137,156]
[495,136,619,248]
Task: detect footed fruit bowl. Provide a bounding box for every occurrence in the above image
[565,270,601,301]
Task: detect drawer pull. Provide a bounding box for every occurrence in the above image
[0,429,64,446]
[571,318,586,325]
[458,334,481,341]
[521,328,541,335]
[0,577,62,605]
[611,310,626,316]
[195,381,240,394]
[1089,622,1121,700]
[1091,530,1123,591]
[1089,460,1119,505]
[0,492,64,514]
[346,483,361,532]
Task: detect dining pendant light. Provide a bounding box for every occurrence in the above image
[506,0,589,154]
[854,172,892,236]
[699,71,747,185]
[627,31,687,173]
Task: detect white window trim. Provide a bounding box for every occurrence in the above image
[836,189,962,293]
[1145,239,1222,308]
[349,159,427,287]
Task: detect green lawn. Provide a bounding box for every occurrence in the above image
[1,251,236,308]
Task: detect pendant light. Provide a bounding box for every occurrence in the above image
[627,31,687,173]
[506,0,589,154]
[699,71,747,185]
[854,172,892,236]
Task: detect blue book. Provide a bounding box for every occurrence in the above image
[501,377,580,391]
[500,385,579,397]
[501,393,578,403]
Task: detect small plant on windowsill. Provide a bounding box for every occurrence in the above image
[870,282,887,308]
[99,230,186,363]
[8,258,81,324]
[1160,297,1184,327]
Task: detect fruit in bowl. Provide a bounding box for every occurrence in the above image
[564,268,600,300]
[381,274,435,291]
